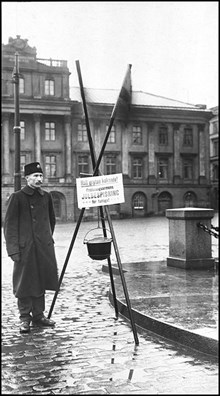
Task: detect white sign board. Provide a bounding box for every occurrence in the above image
[76,173,125,208]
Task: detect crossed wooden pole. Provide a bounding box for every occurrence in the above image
[48,61,139,345]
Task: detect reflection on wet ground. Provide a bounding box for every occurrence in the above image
[112,260,218,340]
[3,338,217,394]
[2,215,219,394]
[3,277,217,395]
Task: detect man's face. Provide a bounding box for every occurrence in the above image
[25,173,43,189]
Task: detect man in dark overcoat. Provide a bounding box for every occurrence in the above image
[4,162,59,333]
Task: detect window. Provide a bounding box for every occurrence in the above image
[45,122,55,141]
[183,159,193,180]
[132,157,143,179]
[183,128,193,146]
[132,126,142,145]
[212,139,218,157]
[106,125,116,143]
[45,155,56,177]
[133,193,145,209]
[78,155,89,176]
[77,124,88,142]
[20,121,25,140]
[19,77,25,94]
[45,79,55,95]
[159,126,168,145]
[158,158,168,179]
[105,155,116,174]
[213,122,218,134]
[213,164,219,181]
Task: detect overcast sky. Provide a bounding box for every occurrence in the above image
[2,1,218,108]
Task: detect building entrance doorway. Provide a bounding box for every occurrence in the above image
[184,191,197,207]
[158,191,172,214]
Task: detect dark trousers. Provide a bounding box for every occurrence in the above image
[17,294,45,322]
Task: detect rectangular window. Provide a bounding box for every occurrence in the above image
[213,164,219,180]
[77,124,88,142]
[105,155,116,174]
[106,125,116,143]
[159,126,168,145]
[19,77,24,94]
[132,157,143,179]
[158,158,168,179]
[212,139,218,157]
[45,122,55,141]
[20,121,25,140]
[213,122,218,134]
[132,126,142,145]
[45,155,56,177]
[183,159,193,180]
[78,154,89,176]
[45,79,55,96]
[183,128,193,146]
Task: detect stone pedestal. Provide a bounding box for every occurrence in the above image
[166,208,215,269]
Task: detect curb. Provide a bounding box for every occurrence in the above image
[108,290,218,358]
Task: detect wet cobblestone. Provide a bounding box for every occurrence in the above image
[2,217,219,394]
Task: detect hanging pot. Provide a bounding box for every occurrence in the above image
[83,228,112,261]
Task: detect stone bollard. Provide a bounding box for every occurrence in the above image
[166,208,215,269]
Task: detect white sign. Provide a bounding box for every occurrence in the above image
[76,173,125,208]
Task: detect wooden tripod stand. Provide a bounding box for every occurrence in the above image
[48,61,139,345]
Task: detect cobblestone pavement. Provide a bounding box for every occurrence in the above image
[1,216,219,395]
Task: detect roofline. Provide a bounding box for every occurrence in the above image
[69,86,210,110]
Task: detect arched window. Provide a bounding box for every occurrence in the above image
[132,192,147,217]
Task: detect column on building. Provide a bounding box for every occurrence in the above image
[204,122,211,184]
[121,122,129,176]
[34,114,41,163]
[93,120,104,173]
[198,123,206,184]
[148,123,156,183]
[64,115,72,181]
[2,113,10,180]
[173,123,181,184]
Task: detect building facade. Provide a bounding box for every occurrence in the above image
[209,106,219,210]
[2,36,214,222]
[2,36,73,221]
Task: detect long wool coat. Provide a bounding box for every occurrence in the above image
[4,185,59,298]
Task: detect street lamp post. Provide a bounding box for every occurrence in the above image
[12,52,21,191]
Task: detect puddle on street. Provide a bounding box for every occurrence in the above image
[114,261,218,335]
